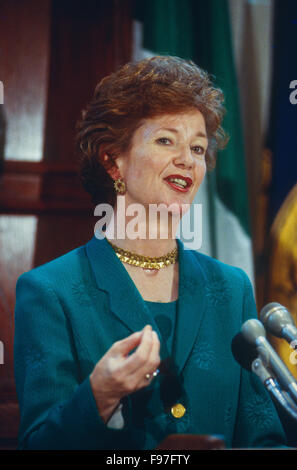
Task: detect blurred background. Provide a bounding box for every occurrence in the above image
[0,0,296,449]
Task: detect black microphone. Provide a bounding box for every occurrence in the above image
[260,302,297,344]
[231,328,297,421]
[240,319,297,403]
[231,331,258,371]
[231,330,277,381]
[231,331,280,397]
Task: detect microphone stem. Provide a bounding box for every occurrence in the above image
[256,336,297,404]
[265,378,297,421]
[288,382,297,404]
[282,325,297,345]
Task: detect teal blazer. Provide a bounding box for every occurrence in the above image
[14,236,286,449]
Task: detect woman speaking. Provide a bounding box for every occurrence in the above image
[14,56,286,449]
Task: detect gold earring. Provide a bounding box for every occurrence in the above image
[114,178,126,194]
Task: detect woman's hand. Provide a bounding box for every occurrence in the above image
[89,325,160,423]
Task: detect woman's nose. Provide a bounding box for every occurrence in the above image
[173,145,194,168]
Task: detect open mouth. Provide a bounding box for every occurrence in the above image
[164,175,193,192]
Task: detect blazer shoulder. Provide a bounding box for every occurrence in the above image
[17,244,89,289]
[189,249,252,288]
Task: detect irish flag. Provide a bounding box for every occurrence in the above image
[133,0,254,284]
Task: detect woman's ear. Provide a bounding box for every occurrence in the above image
[100,152,121,181]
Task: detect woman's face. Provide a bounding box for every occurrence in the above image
[114,110,208,213]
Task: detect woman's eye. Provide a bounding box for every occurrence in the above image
[156,137,171,145]
[192,146,205,155]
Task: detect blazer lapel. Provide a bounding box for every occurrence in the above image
[85,235,169,360]
[85,235,208,373]
[173,238,208,375]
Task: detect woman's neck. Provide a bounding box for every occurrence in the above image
[104,203,179,257]
[105,236,178,258]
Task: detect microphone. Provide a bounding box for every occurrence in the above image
[260,302,297,344]
[231,331,258,371]
[241,319,297,403]
[251,358,297,420]
[231,328,297,421]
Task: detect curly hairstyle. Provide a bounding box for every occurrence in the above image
[76,56,228,206]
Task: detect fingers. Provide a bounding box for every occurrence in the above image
[124,325,155,374]
[137,331,161,387]
[111,330,143,356]
[125,327,161,381]
[147,331,161,373]
[106,325,160,389]
[91,327,160,408]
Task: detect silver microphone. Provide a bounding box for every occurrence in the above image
[231,327,297,420]
[241,319,297,403]
[260,302,297,344]
[251,357,297,421]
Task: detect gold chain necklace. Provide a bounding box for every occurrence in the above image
[107,239,178,270]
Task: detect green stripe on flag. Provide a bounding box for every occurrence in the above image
[134,0,194,59]
[134,0,251,236]
[190,0,250,236]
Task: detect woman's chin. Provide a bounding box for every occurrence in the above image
[152,199,191,218]
[127,195,192,218]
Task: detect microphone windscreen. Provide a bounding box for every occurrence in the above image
[260,302,295,337]
[260,302,283,319]
[241,318,266,343]
[231,332,258,371]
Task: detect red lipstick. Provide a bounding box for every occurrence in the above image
[164,174,193,193]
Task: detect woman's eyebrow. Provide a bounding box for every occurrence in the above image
[157,127,208,139]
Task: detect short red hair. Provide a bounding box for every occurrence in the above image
[76,56,228,206]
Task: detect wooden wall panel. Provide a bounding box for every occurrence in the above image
[0,0,51,161]
[0,0,133,448]
[0,215,38,440]
[43,0,132,164]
